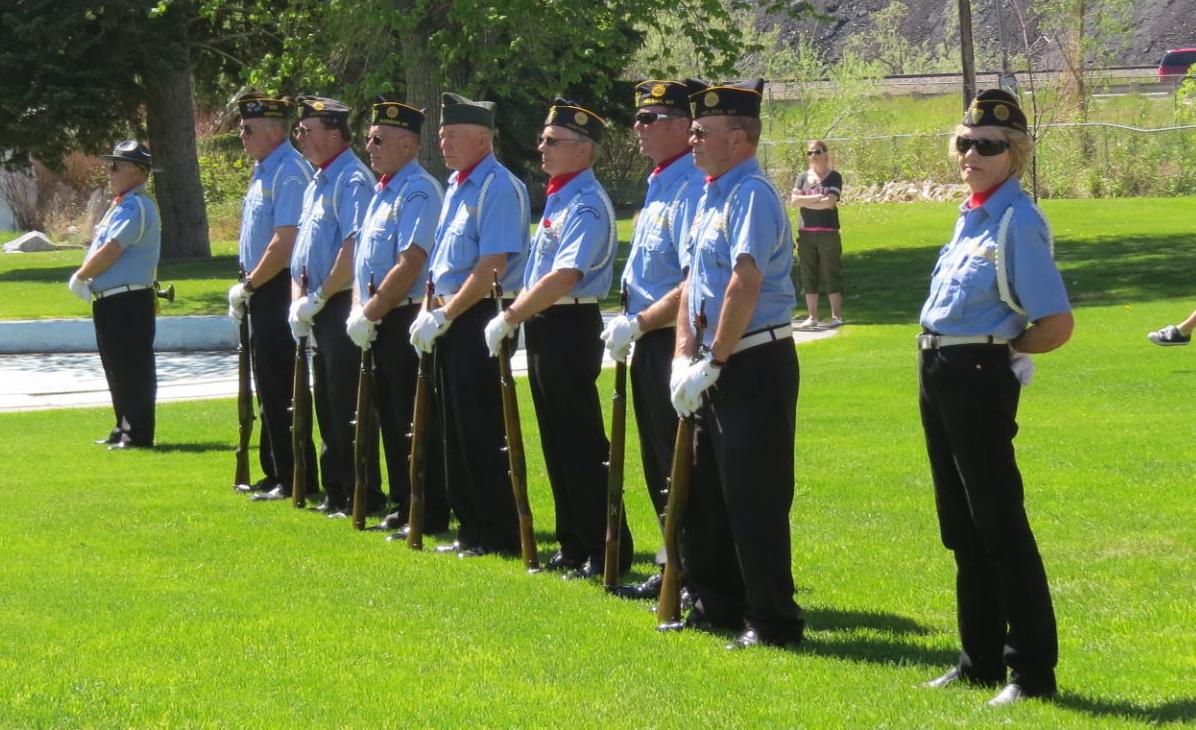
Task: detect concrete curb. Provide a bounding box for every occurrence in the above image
[0,316,237,354]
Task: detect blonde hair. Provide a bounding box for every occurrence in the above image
[948,124,1034,179]
[808,139,828,153]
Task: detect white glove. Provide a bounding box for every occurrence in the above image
[293,291,328,324]
[288,299,312,341]
[409,309,451,353]
[669,356,695,417]
[484,314,515,358]
[600,314,642,363]
[345,305,378,350]
[1010,349,1034,386]
[228,282,251,324]
[68,273,92,302]
[670,354,721,417]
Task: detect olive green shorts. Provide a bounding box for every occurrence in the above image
[796,229,843,294]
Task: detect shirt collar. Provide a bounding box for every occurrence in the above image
[705,157,759,195]
[379,158,421,192]
[958,176,1023,218]
[113,183,144,205]
[257,139,295,174]
[452,152,495,187]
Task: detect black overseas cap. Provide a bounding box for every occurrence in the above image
[544,98,606,142]
[371,98,425,134]
[635,79,707,115]
[441,92,496,129]
[296,95,352,121]
[100,140,152,169]
[235,92,294,120]
[963,89,1028,132]
[691,78,764,119]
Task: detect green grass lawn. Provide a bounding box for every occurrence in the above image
[2,198,1196,726]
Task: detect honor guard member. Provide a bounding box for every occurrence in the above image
[226,93,317,498]
[919,90,1072,707]
[287,95,377,516]
[409,92,529,557]
[345,98,450,534]
[484,99,632,579]
[602,79,708,599]
[666,79,805,649]
[69,140,161,450]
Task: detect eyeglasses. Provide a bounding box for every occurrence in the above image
[688,126,742,140]
[635,111,681,126]
[293,126,316,137]
[806,149,824,156]
[238,125,254,136]
[955,137,1009,156]
[367,134,385,147]
[538,135,581,147]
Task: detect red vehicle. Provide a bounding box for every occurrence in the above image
[1158,48,1196,79]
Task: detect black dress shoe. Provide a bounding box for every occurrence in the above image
[457,546,487,558]
[95,431,121,445]
[924,667,1004,690]
[657,609,715,633]
[234,477,276,494]
[544,551,582,572]
[251,486,289,501]
[610,572,663,600]
[987,683,1055,707]
[725,628,801,650]
[562,560,599,581]
[327,509,351,519]
[108,440,150,451]
[310,498,333,513]
[379,511,405,531]
[435,540,473,554]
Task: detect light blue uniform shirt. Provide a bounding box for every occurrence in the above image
[524,168,617,298]
[353,158,443,303]
[919,177,1070,339]
[686,158,796,349]
[291,149,374,294]
[238,141,311,273]
[621,152,705,315]
[86,184,161,292]
[429,153,530,296]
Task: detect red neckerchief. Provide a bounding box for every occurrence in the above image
[455,157,484,185]
[967,182,1002,209]
[542,170,586,228]
[319,146,350,171]
[377,173,392,190]
[113,184,138,205]
[651,149,690,177]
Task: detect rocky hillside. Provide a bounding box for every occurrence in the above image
[769,0,1196,70]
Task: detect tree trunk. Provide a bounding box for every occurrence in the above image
[398,3,448,183]
[140,4,209,260]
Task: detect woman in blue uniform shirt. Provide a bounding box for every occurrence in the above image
[918,90,1073,707]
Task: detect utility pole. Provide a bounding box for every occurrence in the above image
[958,0,977,107]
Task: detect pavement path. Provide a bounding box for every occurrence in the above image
[0,319,838,412]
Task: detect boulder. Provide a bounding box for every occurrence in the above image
[3,231,65,253]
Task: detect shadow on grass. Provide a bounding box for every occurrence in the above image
[842,233,1196,326]
[150,441,233,453]
[1055,692,1196,724]
[800,605,955,668]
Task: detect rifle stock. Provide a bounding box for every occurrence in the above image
[233,271,254,490]
[494,270,539,571]
[406,278,436,550]
[602,288,630,589]
[352,279,380,530]
[291,270,312,509]
[656,301,706,627]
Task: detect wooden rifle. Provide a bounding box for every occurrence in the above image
[290,269,313,509]
[405,277,435,550]
[233,268,254,491]
[351,277,380,530]
[602,287,630,590]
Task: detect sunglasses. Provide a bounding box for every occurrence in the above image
[955,137,1009,156]
[806,149,824,156]
[538,135,581,147]
[635,111,680,125]
[293,126,316,137]
[688,126,742,140]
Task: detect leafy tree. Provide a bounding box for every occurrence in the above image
[0,0,208,258]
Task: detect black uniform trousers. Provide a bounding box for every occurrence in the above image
[372,303,448,529]
[524,303,633,574]
[629,326,677,565]
[434,299,520,553]
[684,339,803,642]
[248,272,316,493]
[93,288,156,446]
[919,344,1057,695]
[310,291,361,511]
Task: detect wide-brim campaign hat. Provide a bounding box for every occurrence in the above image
[100,140,153,169]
